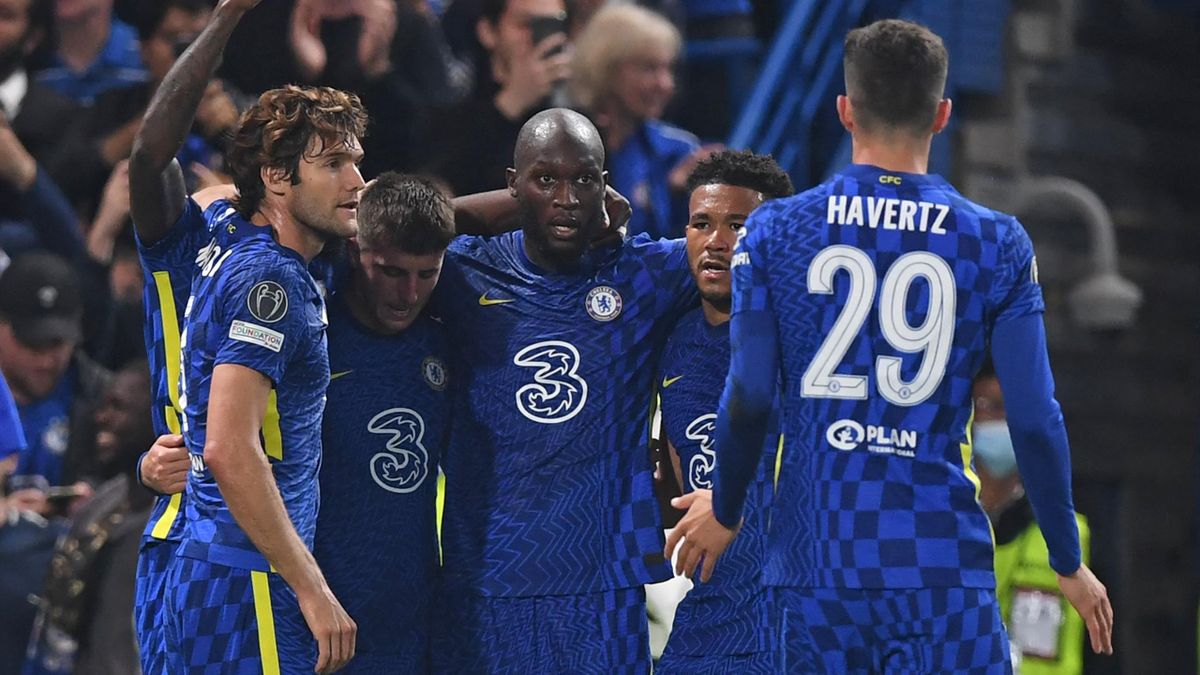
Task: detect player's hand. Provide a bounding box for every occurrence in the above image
[494,33,571,119]
[1057,562,1113,655]
[290,0,329,81]
[297,581,357,673]
[589,185,630,249]
[663,489,738,582]
[141,434,190,494]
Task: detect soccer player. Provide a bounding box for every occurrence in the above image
[313,172,455,673]
[655,150,792,675]
[667,19,1114,673]
[430,108,696,673]
[129,0,361,671]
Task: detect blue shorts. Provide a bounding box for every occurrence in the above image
[655,650,776,674]
[432,586,650,674]
[134,539,177,675]
[163,556,316,674]
[776,587,1012,674]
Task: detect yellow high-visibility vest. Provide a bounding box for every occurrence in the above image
[994,512,1089,675]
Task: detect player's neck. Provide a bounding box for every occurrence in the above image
[850,132,934,175]
[252,204,325,262]
[522,237,581,275]
[701,300,730,327]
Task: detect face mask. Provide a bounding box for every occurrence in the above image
[972,420,1017,478]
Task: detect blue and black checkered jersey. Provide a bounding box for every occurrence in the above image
[735,163,1045,590]
[178,230,330,571]
[134,198,250,545]
[432,231,697,596]
[313,292,451,665]
[658,308,776,656]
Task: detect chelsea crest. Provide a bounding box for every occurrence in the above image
[585,286,622,322]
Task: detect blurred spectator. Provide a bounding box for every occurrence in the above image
[0,252,110,511]
[974,365,1089,675]
[45,0,250,214]
[0,0,81,160]
[427,0,570,195]
[24,359,154,675]
[0,109,86,264]
[571,4,717,239]
[1,368,64,675]
[288,0,467,178]
[0,500,64,674]
[34,0,145,105]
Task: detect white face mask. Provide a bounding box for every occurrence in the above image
[972,420,1017,477]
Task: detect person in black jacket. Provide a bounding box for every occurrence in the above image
[426,0,571,195]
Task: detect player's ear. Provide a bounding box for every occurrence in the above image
[932,98,952,134]
[261,165,289,197]
[506,168,518,197]
[836,95,854,133]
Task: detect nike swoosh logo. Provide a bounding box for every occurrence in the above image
[662,375,683,388]
[478,294,515,306]
[330,370,353,381]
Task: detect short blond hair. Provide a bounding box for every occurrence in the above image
[570,3,681,110]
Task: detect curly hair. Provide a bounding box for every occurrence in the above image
[357,172,456,255]
[226,86,368,218]
[685,150,794,200]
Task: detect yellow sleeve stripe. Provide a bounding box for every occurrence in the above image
[960,407,982,498]
[150,492,182,539]
[152,272,183,413]
[263,389,283,461]
[773,434,784,486]
[250,571,281,675]
[150,273,185,540]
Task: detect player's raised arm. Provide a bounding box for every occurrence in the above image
[129,0,260,246]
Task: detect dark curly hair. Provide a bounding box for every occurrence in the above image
[357,173,456,255]
[685,150,794,199]
[226,86,368,218]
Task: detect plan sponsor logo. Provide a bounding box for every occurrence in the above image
[826,419,918,457]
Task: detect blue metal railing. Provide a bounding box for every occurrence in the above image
[729,0,1010,187]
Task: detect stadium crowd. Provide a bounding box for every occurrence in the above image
[0,0,1111,673]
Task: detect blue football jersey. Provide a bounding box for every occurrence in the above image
[135,198,247,544]
[178,230,330,571]
[733,163,1045,590]
[658,308,776,657]
[433,231,696,596]
[313,292,451,666]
